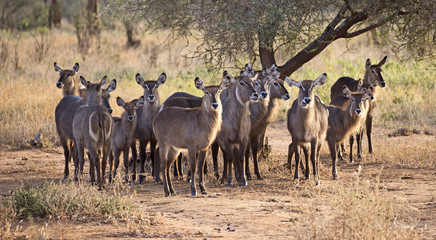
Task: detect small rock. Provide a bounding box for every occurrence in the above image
[22,156,28,160]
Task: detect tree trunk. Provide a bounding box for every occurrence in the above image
[259,46,276,70]
[125,22,141,48]
[48,0,61,28]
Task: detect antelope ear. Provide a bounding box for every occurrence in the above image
[220,74,231,91]
[72,63,79,74]
[365,59,371,69]
[343,85,352,98]
[269,64,277,72]
[136,73,144,86]
[377,55,387,67]
[100,75,108,86]
[116,97,125,107]
[250,73,258,82]
[136,96,145,107]
[157,72,166,86]
[245,64,255,76]
[224,71,236,84]
[54,62,62,73]
[79,76,87,88]
[284,77,300,88]
[363,91,373,100]
[313,73,327,86]
[358,78,363,86]
[107,79,117,93]
[194,77,205,91]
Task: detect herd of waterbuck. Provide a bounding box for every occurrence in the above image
[53,56,387,196]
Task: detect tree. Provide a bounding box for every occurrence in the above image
[111,0,435,76]
[48,0,61,28]
[75,0,101,54]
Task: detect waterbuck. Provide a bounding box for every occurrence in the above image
[55,78,116,180]
[153,75,230,196]
[159,92,210,181]
[286,74,329,184]
[54,62,86,97]
[131,72,166,184]
[330,56,387,162]
[109,96,144,182]
[217,71,259,186]
[72,76,115,188]
[327,86,372,179]
[243,64,290,180]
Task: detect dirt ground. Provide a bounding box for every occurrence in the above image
[1,122,435,239]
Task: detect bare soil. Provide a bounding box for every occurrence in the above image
[1,122,435,239]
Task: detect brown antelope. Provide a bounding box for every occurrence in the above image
[243,64,290,180]
[159,93,210,181]
[153,75,230,196]
[217,71,259,186]
[72,76,115,188]
[327,86,372,179]
[55,78,116,180]
[286,74,329,184]
[54,62,86,98]
[109,96,144,182]
[330,56,387,162]
[132,72,167,184]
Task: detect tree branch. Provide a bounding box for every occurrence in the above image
[342,12,402,38]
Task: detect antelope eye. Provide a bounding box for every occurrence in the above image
[273,82,279,86]
[239,81,247,86]
[352,99,355,102]
[254,82,259,86]
[372,69,377,74]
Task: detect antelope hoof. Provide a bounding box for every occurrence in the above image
[226,182,233,187]
[191,191,197,196]
[73,176,78,182]
[257,175,264,180]
[165,193,170,197]
[332,173,339,180]
[349,158,354,164]
[305,177,310,181]
[157,180,163,185]
[316,180,320,186]
[238,181,247,186]
[201,190,208,195]
[246,174,253,180]
[186,177,191,183]
[357,155,362,161]
[293,179,299,185]
[215,172,220,179]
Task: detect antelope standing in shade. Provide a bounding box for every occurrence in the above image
[72,76,114,188]
[153,75,230,196]
[327,86,372,179]
[132,73,167,184]
[286,74,329,184]
[330,56,387,162]
[243,64,290,180]
[109,96,144,182]
[217,72,259,186]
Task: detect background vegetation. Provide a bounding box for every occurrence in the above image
[0,22,434,146]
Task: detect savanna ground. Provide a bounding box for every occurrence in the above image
[0,23,435,239]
